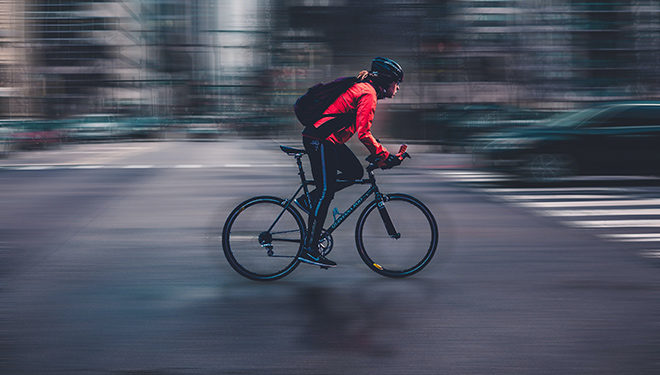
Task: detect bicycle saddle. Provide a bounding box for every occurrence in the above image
[280,145,306,155]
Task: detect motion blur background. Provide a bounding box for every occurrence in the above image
[4,3,660,373]
[0,0,659,149]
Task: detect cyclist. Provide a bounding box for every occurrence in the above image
[296,57,404,268]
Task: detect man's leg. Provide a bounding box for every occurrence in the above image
[297,143,362,210]
[300,138,337,267]
[334,143,364,193]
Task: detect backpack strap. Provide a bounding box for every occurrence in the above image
[302,112,356,140]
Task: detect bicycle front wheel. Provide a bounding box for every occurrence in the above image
[222,196,305,281]
[355,193,438,277]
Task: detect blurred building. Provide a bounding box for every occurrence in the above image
[23,0,127,117]
[276,0,660,109]
[204,0,274,122]
[0,0,659,126]
[0,0,216,119]
[0,0,30,116]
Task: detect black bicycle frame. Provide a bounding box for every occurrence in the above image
[277,153,399,239]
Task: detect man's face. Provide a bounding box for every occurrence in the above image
[384,81,400,98]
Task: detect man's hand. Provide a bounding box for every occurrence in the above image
[367,145,408,170]
[379,153,402,169]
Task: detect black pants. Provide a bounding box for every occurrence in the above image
[302,137,363,250]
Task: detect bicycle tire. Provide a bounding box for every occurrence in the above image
[355,193,438,277]
[222,196,305,281]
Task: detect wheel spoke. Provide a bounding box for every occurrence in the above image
[356,194,438,277]
[271,229,302,235]
[222,197,305,280]
[272,238,301,243]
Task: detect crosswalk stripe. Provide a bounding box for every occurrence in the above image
[640,250,660,258]
[600,234,660,242]
[433,168,660,253]
[500,194,625,201]
[480,187,626,193]
[514,199,660,208]
[540,208,660,217]
[565,219,660,228]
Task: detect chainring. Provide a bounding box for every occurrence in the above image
[318,230,334,256]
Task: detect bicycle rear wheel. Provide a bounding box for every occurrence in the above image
[355,193,438,277]
[222,196,305,281]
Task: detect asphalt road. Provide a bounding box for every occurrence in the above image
[1,140,659,374]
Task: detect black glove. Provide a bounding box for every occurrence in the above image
[380,154,401,169]
[366,154,380,164]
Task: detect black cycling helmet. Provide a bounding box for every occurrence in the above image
[371,57,404,84]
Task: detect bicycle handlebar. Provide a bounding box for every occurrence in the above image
[366,144,411,172]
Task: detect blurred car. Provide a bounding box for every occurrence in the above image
[443,104,553,148]
[383,104,553,148]
[123,116,170,139]
[0,126,14,157]
[472,102,660,181]
[67,114,131,142]
[177,115,224,139]
[1,118,68,150]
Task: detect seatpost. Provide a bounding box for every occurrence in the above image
[295,154,306,183]
[294,153,315,200]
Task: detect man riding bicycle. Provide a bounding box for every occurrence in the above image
[296,57,405,268]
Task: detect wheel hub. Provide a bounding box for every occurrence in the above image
[258,231,274,256]
[258,231,272,245]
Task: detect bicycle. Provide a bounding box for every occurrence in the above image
[222,145,439,281]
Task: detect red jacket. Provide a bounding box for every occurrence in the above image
[311,82,389,159]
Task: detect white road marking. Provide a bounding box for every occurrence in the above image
[228,235,256,241]
[432,171,509,182]
[565,219,660,228]
[75,143,166,165]
[639,250,660,258]
[540,208,660,217]
[600,234,660,242]
[174,164,204,169]
[480,187,627,193]
[435,169,660,254]
[15,166,53,170]
[122,165,154,169]
[72,165,105,169]
[514,199,660,208]
[500,194,625,201]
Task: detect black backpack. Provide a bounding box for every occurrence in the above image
[294,77,358,127]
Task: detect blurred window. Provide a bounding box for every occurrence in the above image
[587,106,660,127]
[584,107,628,128]
[619,106,660,127]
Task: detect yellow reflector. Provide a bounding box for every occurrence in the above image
[373,263,383,270]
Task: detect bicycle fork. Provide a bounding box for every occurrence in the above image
[375,193,401,239]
